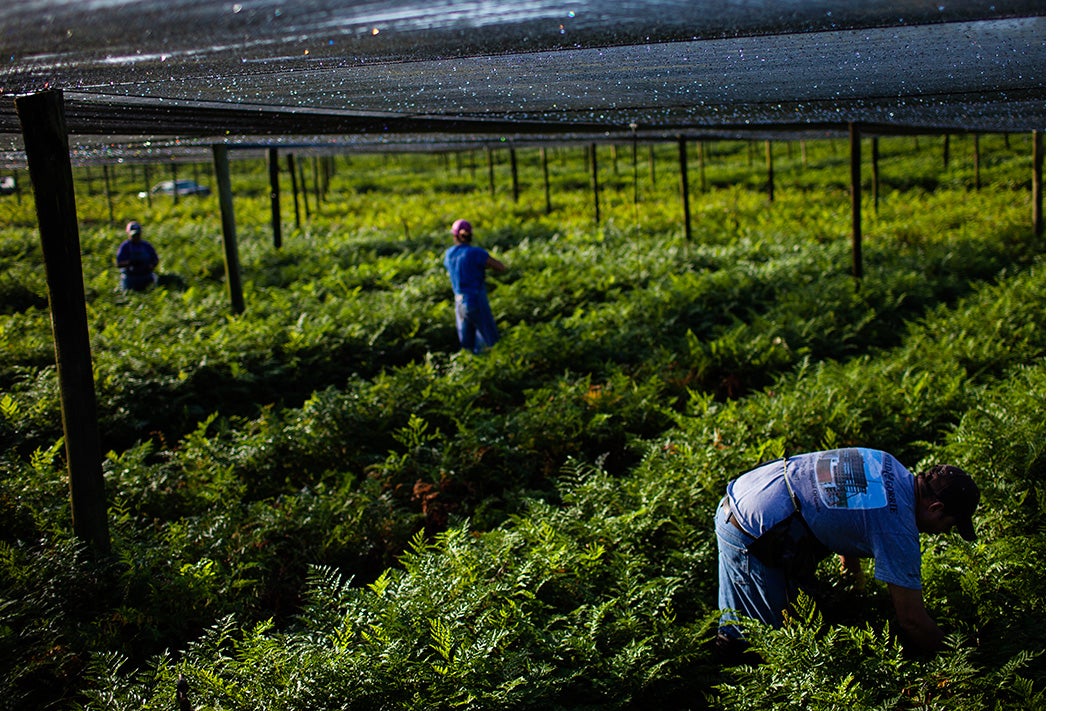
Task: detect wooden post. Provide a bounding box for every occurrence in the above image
[15,89,110,555]
[1033,131,1044,235]
[286,153,301,229]
[765,140,774,202]
[648,144,656,186]
[142,164,152,208]
[801,140,808,168]
[102,163,114,226]
[540,146,551,214]
[698,140,706,193]
[630,126,638,205]
[849,123,863,280]
[212,145,245,314]
[678,136,691,241]
[486,147,495,196]
[871,137,880,213]
[297,157,310,222]
[509,147,519,203]
[590,143,601,225]
[312,156,321,210]
[268,148,282,248]
[973,134,981,191]
[942,134,950,169]
[170,162,179,205]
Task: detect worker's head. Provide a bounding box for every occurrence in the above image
[451,219,473,244]
[916,465,980,541]
[126,221,142,240]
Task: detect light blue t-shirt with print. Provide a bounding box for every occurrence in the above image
[726,448,922,589]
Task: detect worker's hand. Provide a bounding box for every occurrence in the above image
[839,555,866,592]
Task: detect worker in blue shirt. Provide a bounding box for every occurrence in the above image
[716,448,979,660]
[116,220,159,291]
[443,219,507,353]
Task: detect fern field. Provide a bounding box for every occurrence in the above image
[0,136,1045,709]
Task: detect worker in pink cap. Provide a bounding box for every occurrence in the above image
[116,220,159,291]
[443,218,507,353]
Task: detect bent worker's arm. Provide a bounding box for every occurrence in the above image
[887,583,945,653]
[486,256,507,272]
[839,554,866,590]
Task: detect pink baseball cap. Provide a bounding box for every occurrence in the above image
[451,219,472,237]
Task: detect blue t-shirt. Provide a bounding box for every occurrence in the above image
[444,244,490,296]
[116,239,158,275]
[726,448,922,589]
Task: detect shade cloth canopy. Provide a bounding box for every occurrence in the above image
[0,0,1046,166]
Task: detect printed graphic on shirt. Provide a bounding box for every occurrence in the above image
[814,448,888,510]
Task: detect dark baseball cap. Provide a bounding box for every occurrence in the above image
[925,464,980,541]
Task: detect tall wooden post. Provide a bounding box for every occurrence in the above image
[590,143,601,225]
[942,134,950,169]
[1033,131,1044,235]
[973,134,981,191]
[287,153,301,228]
[15,89,110,555]
[297,157,310,222]
[213,145,245,314]
[102,163,114,226]
[509,148,519,203]
[142,164,152,208]
[170,162,179,205]
[678,136,691,241]
[849,123,863,280]
[871,137,880,213]
[540,146,551,214]
[268,148,282,248]
[765,140,775,202]
[698,140,706,193]
[630,125,638,205]
[312,156,321,210]
[486,147,496,196]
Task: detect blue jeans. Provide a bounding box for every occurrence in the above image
[716,496,798,639]
[455,292,499,353]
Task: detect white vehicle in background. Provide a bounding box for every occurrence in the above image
[138,179,210,198]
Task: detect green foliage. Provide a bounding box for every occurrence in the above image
[712,594,1043,710]
[0,137,1045,709]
